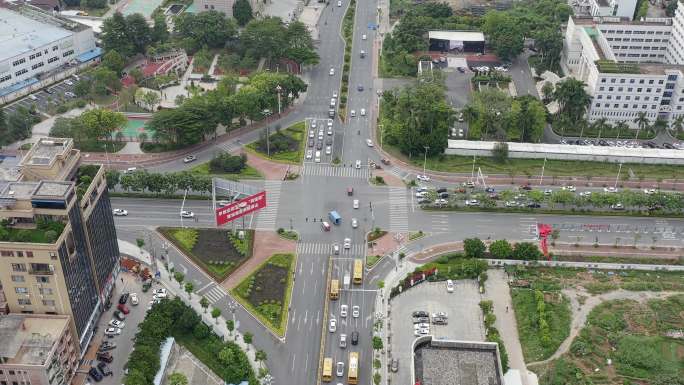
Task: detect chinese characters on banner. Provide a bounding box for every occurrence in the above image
[215,191,267,226]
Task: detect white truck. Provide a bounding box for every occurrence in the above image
[343,274,350,289]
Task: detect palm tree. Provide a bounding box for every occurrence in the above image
[553,78,591,121]
[671,115,684,137]
[591,118,609,140]
[651,118,668,137]
[614,120,628,140]
[633,112,649,140]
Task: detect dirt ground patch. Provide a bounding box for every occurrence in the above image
[222,230,296,289]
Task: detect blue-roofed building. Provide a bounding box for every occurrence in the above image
[0,4,96,92]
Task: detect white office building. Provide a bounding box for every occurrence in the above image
[574,0,639,20]
[562,6,684,127]
[0,5,97,96]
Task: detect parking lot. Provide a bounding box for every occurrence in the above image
[387,280,484,385]
[3,75,84,116]
[79,271,164,385]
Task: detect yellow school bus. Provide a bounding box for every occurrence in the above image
[348,352,359,384]
[322,357,333,382]
[353,259,363,285]
[330,279,339,300]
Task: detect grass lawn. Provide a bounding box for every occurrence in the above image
[246,121,305,164]
[190,162,263,180]
[366,254,382,268]
[367,230,387,242]
[232,253,296,337]
[509,265,684,294]
[538,295,684,384]
[409,231,425,241]
[511,289,571,362]
[399,150,684,180]
[276,228,298,241]
[160,227,253,281]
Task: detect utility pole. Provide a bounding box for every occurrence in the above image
[422,146,429,177]
[539,157,547,185]
[276,85,282,115]
[614,163,623,189]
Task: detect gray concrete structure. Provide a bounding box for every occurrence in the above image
[445,139,684,164]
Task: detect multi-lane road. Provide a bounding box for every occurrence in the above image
[109,1,684,384]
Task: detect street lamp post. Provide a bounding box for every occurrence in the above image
[275,85,282,116]
[614,163,623,189]
[422,146,429,177]
[539,157,547,185]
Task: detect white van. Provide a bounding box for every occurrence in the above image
[315,150,321,163]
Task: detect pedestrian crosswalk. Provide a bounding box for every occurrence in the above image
[297,242,365,255]
[519,218,538,241]
[199,283,227,304]
[254,180,282,230]
[430,213,450,232]
[216,140,241,154]
[301,164,370,179]
[387,167,408,180]
[389,187,409,232]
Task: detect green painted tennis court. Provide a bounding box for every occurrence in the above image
[120,0,164,17]
[111,117,155,141]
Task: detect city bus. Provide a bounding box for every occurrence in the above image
[322,357,333,382]
[348,352,359,384]
[329,279,339,300]
[353,259,363,285]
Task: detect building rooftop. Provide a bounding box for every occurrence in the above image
[0,314,68,366]
[0,7,75,61]
[572,15,672,26]
[33,181,72,198]
[21,138,72,167]
[414,338,503,385]
[0,182,39,200]
[428,30,485,42]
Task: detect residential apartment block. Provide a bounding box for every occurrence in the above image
[0,314,80,385]
[0,5,97,94]
[563,7,684,127]
[0,138,119,354]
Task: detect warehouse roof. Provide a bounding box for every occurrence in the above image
[428,30,485,42]
[0,7,73,60]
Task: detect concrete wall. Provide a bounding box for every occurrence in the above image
[445,139,684,164]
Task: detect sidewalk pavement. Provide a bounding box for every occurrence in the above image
[119,237,265,376]
[153,258,265,375]
[483,269,538,385]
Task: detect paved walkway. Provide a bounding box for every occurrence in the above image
[222,230,296,290]
[483,270,536,385]
[243,150,297,180]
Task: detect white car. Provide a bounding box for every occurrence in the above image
[130,293,139,305]
[415,191,428,198]
[153,293,167,301]
[65,80,74,86]
[360,108,366,116]
[562,185,576,192]
[644,188,656,195]
[104,327,121,336]
[465,199,480,206]
[306,149,313,159]
[311,120,317,128]
[180,210,194,218]
[413,323,430,329]
[579,191,592,197]
[414,328,430,336]
[327,119,333,128]
[435,198,448,205]
[29,94,38,101]
[543,189,552,196]
[350,110,356,117]
[446,279,454,292]
[183,155,197,163]
[416,174,430,182]
[351,218,358,228]
[153,289,167,297]
[332,92,338,98]
[65,91,76,98]
[327,126,333,135]
[325,146,332,155]
[352,305,360,318]
[432,311,448,319]
[329,68,335,76]
[336,361,345,377]
[604,187,618,193]
[340,304,348,318]
[339,333,347,348]
[355,160,361,169]
[333,243,340,254]
[353,199,359,209]
[337,0,341,6]
[309,130,315,138]
[362,34,367,40]
[109,319,125,328]
[343,238,351,249]
[366,139,373,147]
[329,318,337,332]
[113,209,128,216]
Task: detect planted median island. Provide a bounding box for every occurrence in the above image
[232,253,296,337]
[159,227,254,281]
